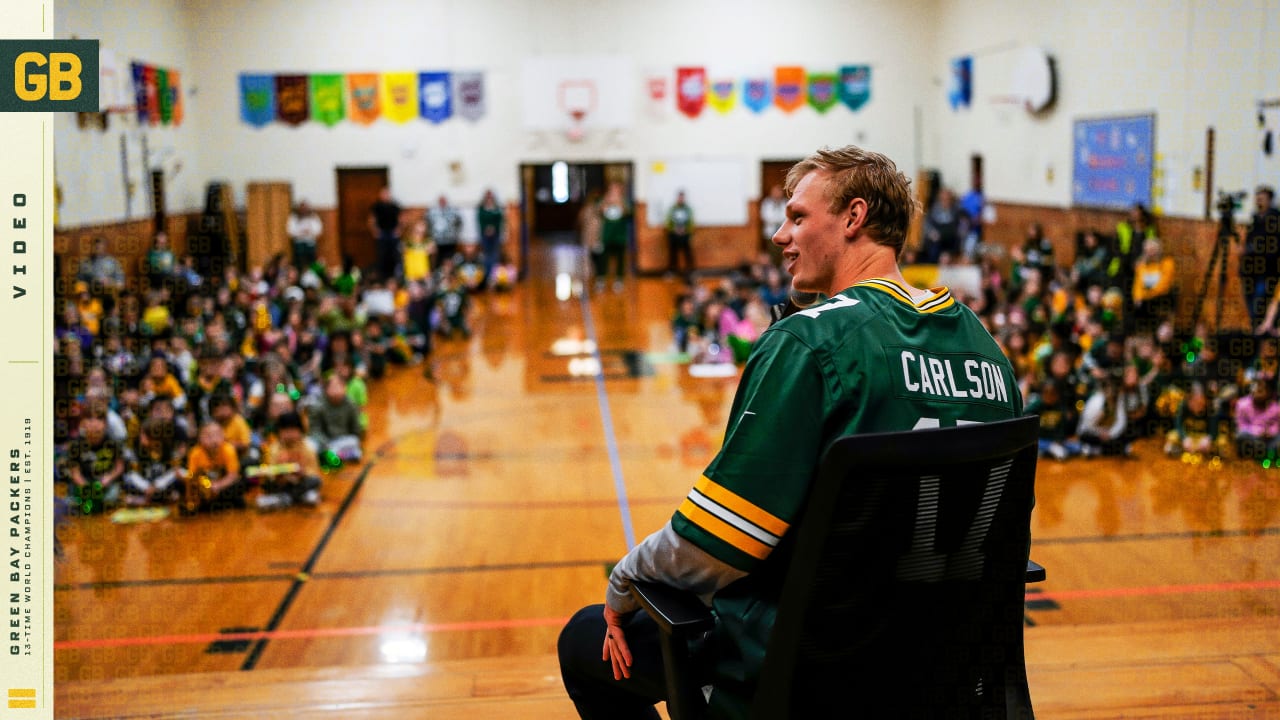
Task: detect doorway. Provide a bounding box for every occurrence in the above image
[759,158,801,254]
[518,161,633,277]
[336,166,389,272]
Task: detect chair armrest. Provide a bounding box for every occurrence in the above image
[630,581,716,637]
[1026,559,1046,583]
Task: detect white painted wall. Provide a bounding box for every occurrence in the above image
[54,0,1280,227]
[56,0,939,226]
[55,0,207,227]
[928,0,1278,219]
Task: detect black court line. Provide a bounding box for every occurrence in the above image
[312,558,619,581]
[56,524,1280,594]
[1033,525,1280,546]
[54,573,294,592]
[240,458,377,671]
[53,558,621,592]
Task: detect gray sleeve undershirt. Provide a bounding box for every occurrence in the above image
[605,521,748,614]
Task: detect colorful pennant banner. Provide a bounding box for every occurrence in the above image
[347,73,380,125]
[839,65,871,112]
[419,71,452,124]
[310,74,345,127]
[275,74,309,126]
[454,71,485,122]
[807,72,838,113]
[383,72,419,124]
[774,66,806,113]
[240,74,275,127]
[233,63,875,129]
[707,78,736,114]
[676,67,706,118]
[743,77,771,114]
[128,60,184,126]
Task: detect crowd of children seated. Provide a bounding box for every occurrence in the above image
[54,225,512,518]
[991,212,1274,466]
[673,209,1280,469]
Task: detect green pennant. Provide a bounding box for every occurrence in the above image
[807,72,839,113]
[310,74,345,127]
[155,67,172,124]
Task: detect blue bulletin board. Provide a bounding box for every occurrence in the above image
[1072,113,1154,210]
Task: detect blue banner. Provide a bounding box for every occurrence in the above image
[1072,114,1155,210]
[239,73,276,127]
[743,78,771,114]
[419,71,452,124]
[948,56,972,110]
[132,62,148,123]
[839,65,871,112]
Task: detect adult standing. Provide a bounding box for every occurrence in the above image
[76,236,126,301]
[558,145,1022,719]
[664,190,695,279]
[921,186,966,263]
[477,189,505,285]
[759,183,787,263]
[578,189,604,282]
[1110,202,1155,303]
[428,194,463,268]
[1242,185,1280,329]
[287,200,323,273]
[142,231,176,291]
[367,187,402,282]
[596,182,632,293]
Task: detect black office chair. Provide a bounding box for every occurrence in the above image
[631,415,1043,719]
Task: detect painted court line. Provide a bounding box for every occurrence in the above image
[579,284,637,549]
[57,579,1280,651]
[1031,578,1280,602]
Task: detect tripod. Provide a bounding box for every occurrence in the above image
[1189,195,1241,334]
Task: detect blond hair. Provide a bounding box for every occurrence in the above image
[784,145,916,254]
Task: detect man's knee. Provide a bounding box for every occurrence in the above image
[559,604,604,667]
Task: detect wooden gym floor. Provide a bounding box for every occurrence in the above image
[54,240,1280,718]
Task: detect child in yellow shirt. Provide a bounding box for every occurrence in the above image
[209,392,258,466]
[183,422,245,514]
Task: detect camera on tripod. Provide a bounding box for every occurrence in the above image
[1216,189,1247,217]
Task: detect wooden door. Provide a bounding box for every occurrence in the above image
[246,182,292,271]
[336,167,388,272]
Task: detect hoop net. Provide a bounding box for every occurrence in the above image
[567,109,587,142]
[558,80,596,143]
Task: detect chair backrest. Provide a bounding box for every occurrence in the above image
[751,415,1040,720]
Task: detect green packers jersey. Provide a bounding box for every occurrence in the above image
[669,278,1023,717]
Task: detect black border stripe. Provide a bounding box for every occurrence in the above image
[53,558,623,592]
[240,458,376,670]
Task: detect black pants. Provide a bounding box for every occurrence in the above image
[261,475,321,503]
[558,605,670,720]
[594,244,627,283]
[292,239,317,273]
[667,232,693,275]
[376,233,399,281]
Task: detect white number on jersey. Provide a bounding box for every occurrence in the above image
[794,294,860,319]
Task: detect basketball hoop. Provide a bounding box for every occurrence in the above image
[558,80,596,143]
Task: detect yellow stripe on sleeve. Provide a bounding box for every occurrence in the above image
[693,476,789,537]
[678,498,773,560]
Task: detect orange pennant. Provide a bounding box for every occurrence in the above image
[347,73,381,125]
[774,66,806,113]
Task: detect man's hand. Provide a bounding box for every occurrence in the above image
[601,604,633,680]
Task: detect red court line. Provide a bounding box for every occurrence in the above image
[56,579,1280,651]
